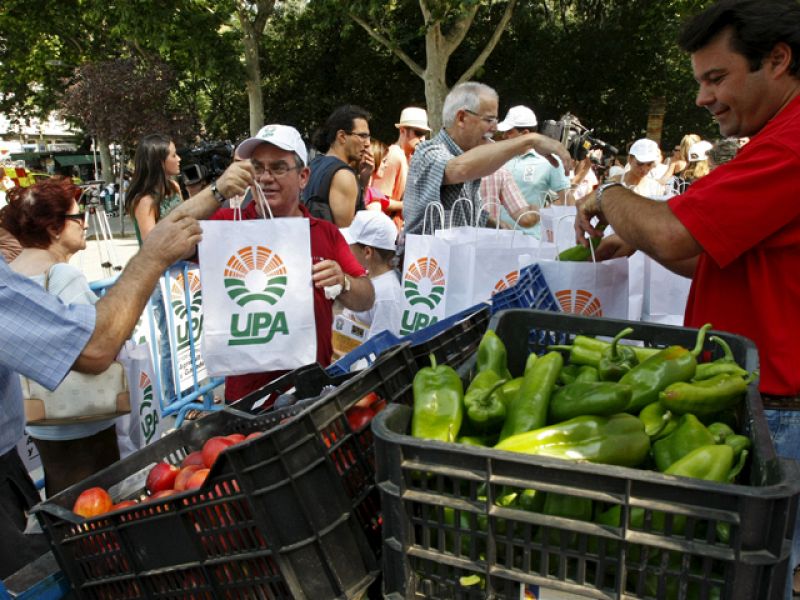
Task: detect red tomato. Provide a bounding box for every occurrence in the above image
[354,392,379,409]
[73,487,113,518]
[346,406,374,432]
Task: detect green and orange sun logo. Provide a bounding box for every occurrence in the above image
[555,289,603,317]
[224,246,288,307]
[139,372,153,401]
[493,270,520,295]
[403,257,446,310]
[171,271,203,319]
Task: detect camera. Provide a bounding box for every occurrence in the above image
[540,114,618,162]
[179,141,234,186]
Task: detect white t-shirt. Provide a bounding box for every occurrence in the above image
[26,262,112,441]
[342,270,403,339]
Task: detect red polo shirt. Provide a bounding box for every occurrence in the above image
[668,94,800,396]
[210,202,366,401]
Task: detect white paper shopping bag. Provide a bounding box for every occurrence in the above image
[537,257,629,319]
[198,218,316,376]
[116,340,166,456]
[399,233,454,335]
[642,256,692,325]
[539,205,576,243]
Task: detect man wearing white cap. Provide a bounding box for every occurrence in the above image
[613,138,664,198]
[371,107,430,207]
[498,105,571,238]
[340,210,403,339]
[404,82,569,235]
[210,124,375,402]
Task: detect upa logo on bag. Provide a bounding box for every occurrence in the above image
[224,245,290,345]
[555,289,603,317]
[493,270,519,295]
[171,271,204,352]
[138,371,159,445]
[400,257,446,335]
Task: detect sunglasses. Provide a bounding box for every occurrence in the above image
[64,212,88,226]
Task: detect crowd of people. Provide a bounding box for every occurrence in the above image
[1,0,799,594]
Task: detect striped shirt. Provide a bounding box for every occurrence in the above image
[0,259,95,455]
[479,167,529,223]
[404,130,488,234]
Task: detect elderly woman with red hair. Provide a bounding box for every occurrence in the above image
[0,178,120,496]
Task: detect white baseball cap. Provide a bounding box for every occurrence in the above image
[235,124,308,166]
[341,211,397,251]
[688,140,713,162]
[629,138,660,163]
[497,105,538,132]
[395,107,431,132]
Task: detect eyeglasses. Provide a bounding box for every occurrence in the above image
[347,131,371,141]
[409,129,427,138]
[634,159,655,168]
[464,109,499,125]
[250,160,301,177]
[64,212,88,226]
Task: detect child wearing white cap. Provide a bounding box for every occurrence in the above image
[339,210,403,339]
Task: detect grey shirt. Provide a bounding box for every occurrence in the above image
[403,129,487,235]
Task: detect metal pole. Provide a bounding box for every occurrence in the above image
[118,149,126,237]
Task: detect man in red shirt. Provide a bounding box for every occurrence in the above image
[574,0,800,590]
[211,125,375,402]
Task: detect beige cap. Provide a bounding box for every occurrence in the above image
[395,107,430,132]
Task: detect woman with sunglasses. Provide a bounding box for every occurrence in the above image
[125,134,184,404]
[0,177,120,495]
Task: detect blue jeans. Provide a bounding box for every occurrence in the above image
[151,286,176,403]
[765,409,800,598]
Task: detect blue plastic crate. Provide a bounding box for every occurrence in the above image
[490,263,560,314]
[327,303,489,376]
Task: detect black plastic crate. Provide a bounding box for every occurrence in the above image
[32,343,415,600]
[408,303,490,371]
[373,309,800,599]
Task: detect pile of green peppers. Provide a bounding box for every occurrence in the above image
[410,325,756,565]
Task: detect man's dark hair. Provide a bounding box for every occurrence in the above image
[311,105,371,152]
[678,0,800,76]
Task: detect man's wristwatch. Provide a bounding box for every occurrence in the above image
[210,181,226,204]
[594,182,624,211]
[342,274,351,293]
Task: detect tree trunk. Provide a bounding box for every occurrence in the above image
[242,33,264,136]
[646,96,667,145]
[98,138,113,183]
[424,57,449,133]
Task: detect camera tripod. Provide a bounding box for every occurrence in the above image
[79,181,124,279]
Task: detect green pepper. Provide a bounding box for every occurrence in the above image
[495,377,523,409]
[638,401,677,440]
[548,343,602,368]
[548,381,631,422]
[598,327,639,381]
[499,351,562,441]
[495,413,650,467]
[619,323,711,412]
[664,444,734,482]
[524,352,538,374]
[476,330,512,380]
[652,413,716,472]
[575,365,599,382]
[558,364,581,386]
[411,353,463,442]
[558,234,603,262]
[659,372,748,418]
[724,434,751,461]
[457,435,496,447]
[693,336,749,381]
[463,371,507,434]
[706,421,736,443]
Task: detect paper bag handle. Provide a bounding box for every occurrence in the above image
[252,184,275,220]
[422,201,445,235]
[449,196,475,229]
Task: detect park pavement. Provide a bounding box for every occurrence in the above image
[70,209,139,284]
